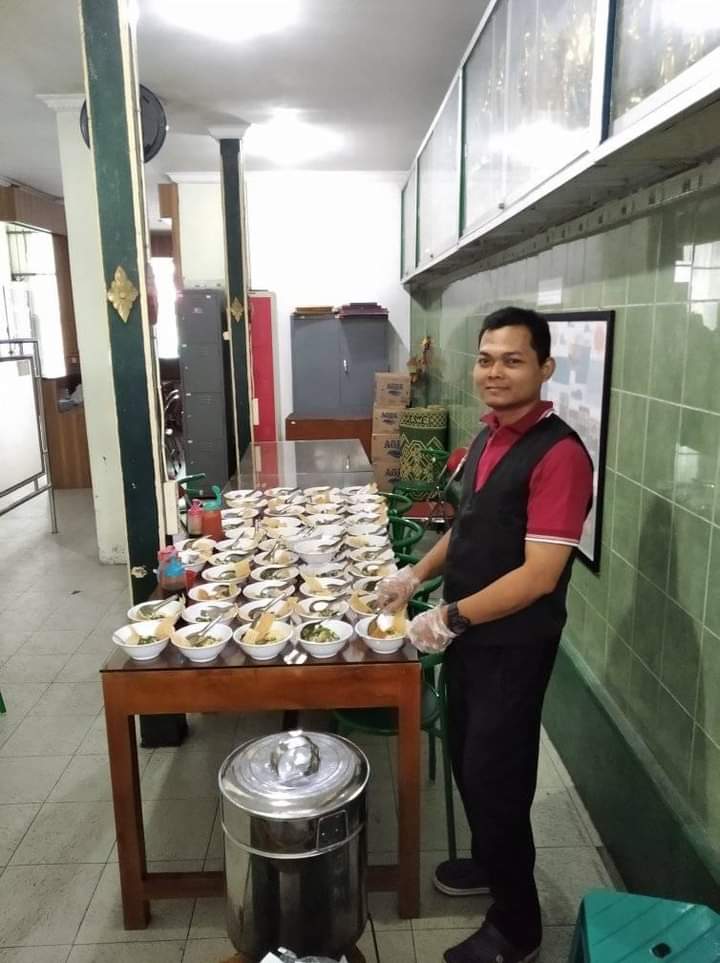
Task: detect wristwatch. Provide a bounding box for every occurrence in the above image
[446,601,471,635]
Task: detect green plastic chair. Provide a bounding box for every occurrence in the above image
[0,690,5,715]
[389,516,424,553]
[383,491,412,518]
[569,890,720,963]
[333,599,457,860]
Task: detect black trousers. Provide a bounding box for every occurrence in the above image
[444,637,559,949]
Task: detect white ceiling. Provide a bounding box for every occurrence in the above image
[0,0,487,210]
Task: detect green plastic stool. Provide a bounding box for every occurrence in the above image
[389,516,424,553]
[569,890,720,963]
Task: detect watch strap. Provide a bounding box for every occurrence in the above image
[446,601,471,635]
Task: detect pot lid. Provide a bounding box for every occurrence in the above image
[219,730,369,819]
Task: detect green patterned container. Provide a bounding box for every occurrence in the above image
[399,406,449,493]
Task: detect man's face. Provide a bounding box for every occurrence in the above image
[473,325,555,410]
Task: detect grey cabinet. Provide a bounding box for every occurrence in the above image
[291,314,388,416]
[177,289,231,493]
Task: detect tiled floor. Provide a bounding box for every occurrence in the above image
[0,491,616,962]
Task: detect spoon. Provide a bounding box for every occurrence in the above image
[141,594,179,616]
[188,610,226,645]
[308,599,344,616]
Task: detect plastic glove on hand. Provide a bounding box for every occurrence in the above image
[408,605,456,653]
[376,567,420,613]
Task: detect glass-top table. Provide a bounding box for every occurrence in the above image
[235,438,373,490]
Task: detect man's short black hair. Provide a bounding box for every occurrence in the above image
[478,306,551,364]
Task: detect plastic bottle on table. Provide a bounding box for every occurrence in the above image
[187,499,203,535]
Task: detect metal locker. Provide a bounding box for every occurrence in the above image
[177,289,230,493]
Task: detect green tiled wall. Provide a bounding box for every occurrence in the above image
[410,184,720,868]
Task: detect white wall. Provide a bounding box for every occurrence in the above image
[175,170,410,430]
[54,106,128,564]
[177,182,225,288]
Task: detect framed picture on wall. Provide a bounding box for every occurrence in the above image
[541,310,615,572]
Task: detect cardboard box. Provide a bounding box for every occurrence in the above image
[373,458,401,492]
[372,404,407,435]
[375,372,411,406]
[371,432,402,463]
[371,432,403,492]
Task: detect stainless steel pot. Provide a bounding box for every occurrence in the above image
[219,730,369,960]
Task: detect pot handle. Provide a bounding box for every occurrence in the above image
[270,731,321,783]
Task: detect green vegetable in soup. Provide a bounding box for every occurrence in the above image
[301,623,340,643]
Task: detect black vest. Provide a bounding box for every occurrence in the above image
[444,413,592,649]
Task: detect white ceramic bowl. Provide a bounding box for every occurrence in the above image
[187,582,242,603]
[265,504,305,517]
[250,564,299,583]
[171,623,233,662]
[182,600,237,625]
[202,564,249,584]
[349,515,387,530]
[262,516,302,531]
[243,579,296,602]
[265,486,299,498]
[253,549,299,567]
[295,597,350,621]
[222,507,260,522]
[298,577,350,599]
[213,549,256,567]
[344,533,388,550]
[348,547,394,564]
[298,561,347,579]
[297,619,353,659]
[346,523,386,537]
[234,620,293,661]
[293,540,341,565]
[175,536,217,554]
[128,599,183,624]
[349,560,398,579]
[355,575,386,595]
[304,486,331,495]
[306,512,345,526]
[355,615,407,654]
[113,621,171,661]
[349,591,379,619]
[216,533,257,552]
[224,489,263,502]
[346,502,386,515]
[237,598,296,623]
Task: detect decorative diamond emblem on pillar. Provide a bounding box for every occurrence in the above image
[230,296,244,323]
[107,266,139,323]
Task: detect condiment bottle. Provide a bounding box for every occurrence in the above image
[201,487,224,540]
[187,499,203,535]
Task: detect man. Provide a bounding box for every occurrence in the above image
[378,307,593,963]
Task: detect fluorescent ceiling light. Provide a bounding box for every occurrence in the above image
[244,109,342,165]
[155,0,301,44]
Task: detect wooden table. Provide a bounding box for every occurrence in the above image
[101,637,421,928]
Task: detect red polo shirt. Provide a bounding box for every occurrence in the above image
[475,401,593,546]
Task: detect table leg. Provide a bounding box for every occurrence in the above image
[396,674,421,919]
[104,694,150,928]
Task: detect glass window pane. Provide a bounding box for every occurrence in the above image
[402,168,417,276]
[613,0,720,120]
[464,0,508,231]
[417,79,460,263]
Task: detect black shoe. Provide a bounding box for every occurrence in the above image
[443,922,540,963]
[433,858,491,896]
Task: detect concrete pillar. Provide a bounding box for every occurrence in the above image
[38,94,128,564]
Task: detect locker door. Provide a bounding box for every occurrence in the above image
[338,318,388,413]
[291,314,340,414]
